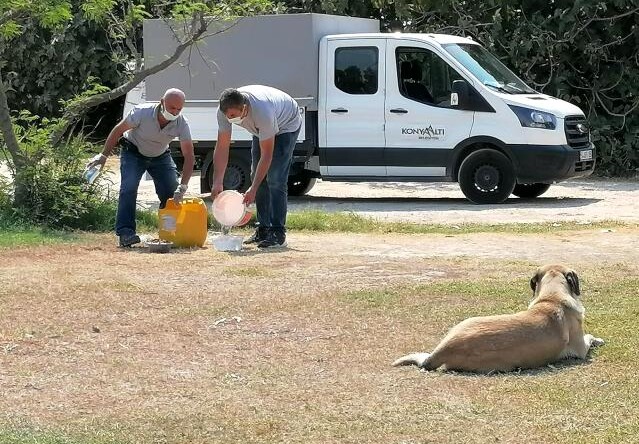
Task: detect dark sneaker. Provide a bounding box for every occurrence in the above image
[257,230,287,249]
[244,226,269,245]
[119,234,141,247]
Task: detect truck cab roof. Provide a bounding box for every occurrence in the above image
[324,32,478,46]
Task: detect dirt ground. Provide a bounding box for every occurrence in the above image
[2,160,639,442]
[1,226,638,442]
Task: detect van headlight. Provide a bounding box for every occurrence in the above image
[509,105,556,130]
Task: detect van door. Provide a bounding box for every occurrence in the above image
[322,38,386,176]
[384,40,474,177]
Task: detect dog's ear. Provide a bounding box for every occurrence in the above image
[530,273,539,294]
[565,271,580,296]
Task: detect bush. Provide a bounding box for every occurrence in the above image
[6,112,118,230]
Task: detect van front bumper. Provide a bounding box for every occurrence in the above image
[507,143,595,183]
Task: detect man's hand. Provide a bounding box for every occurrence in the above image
[211,182,224,200]
[86,153,107,170]
[243,186,257,205]
[173,184,188,204]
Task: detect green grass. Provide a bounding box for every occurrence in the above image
[135,208,159,231]
[2,205,636,249]
[0,427,126,444]
[224,266,273,277]
[285,209,634,234]
[0,226,80,248]
[342,288,401,308]
[0,208,158,248]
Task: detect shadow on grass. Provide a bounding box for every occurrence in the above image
[420,355,599,378]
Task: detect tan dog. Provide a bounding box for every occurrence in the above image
[392,265,604,373]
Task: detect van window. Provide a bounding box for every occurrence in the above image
[396,47,464,107]
[335,47,378,95]
[443,43,536,94]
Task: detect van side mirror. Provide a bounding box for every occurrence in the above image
[451,80,470,109]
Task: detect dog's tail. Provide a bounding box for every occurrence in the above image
[392,352,432,368]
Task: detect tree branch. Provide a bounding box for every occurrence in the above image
[50,12,212,147]
[595,91,639,129]
[560,7,639,44]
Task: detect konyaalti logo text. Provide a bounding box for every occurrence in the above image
[401,125,445,140]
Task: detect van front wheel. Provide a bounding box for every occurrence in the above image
[512,183,551,199]
[458,149,516,204]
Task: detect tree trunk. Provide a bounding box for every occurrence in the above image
[0,67,29,203]
[0,68,25,169]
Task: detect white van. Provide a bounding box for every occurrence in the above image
[127,14,594,204]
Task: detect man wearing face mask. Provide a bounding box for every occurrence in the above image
[213,86,302,248]
[86,88,195,247]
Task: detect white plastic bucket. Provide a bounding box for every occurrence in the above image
[212,190,252,227]
[212,234,243,251]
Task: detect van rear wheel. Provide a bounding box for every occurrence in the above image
[458,149,516,204]
[512,183,551,199]
[207,154,251,193]
[288,174,316,196]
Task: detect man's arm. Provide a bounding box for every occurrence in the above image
[179,140,195,184]
[212,130,232,197]
[87,119,133,169]
[103,120,133,157]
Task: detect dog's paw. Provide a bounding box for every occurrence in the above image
[591,337,605,347]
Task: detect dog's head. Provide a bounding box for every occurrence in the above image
[530,264,580,298]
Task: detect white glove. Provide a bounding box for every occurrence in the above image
[173,184,188,204]
[86,153,107,169]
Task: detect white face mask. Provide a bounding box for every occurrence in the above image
[161,103,179,121]
[227,105,246,125]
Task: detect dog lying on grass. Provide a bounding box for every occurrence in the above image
[393,264,605,373]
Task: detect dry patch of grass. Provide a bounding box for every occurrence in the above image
[223,266,274,278]
[0,233,638,443]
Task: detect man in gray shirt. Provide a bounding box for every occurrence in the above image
[86,88,195,247]
[213,85,302,248]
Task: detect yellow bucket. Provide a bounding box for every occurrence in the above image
[158,197,208,248]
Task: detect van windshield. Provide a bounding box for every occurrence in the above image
[443,43,536,94]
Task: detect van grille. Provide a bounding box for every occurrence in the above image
[565,116,590,149]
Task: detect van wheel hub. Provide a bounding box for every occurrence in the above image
[474,164,500,192]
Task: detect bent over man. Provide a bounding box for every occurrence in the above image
[87,88,194,247]
[213,85,302,248]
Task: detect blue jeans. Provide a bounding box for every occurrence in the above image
[115,149,178,236]
[251,127,300,231]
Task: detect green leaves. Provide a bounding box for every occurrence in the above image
[80,0,117,23]
[38,1,73,28]
[0,21,22,39]
[0,0,74,39]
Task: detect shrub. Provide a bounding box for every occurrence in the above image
[6,112,118,230]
